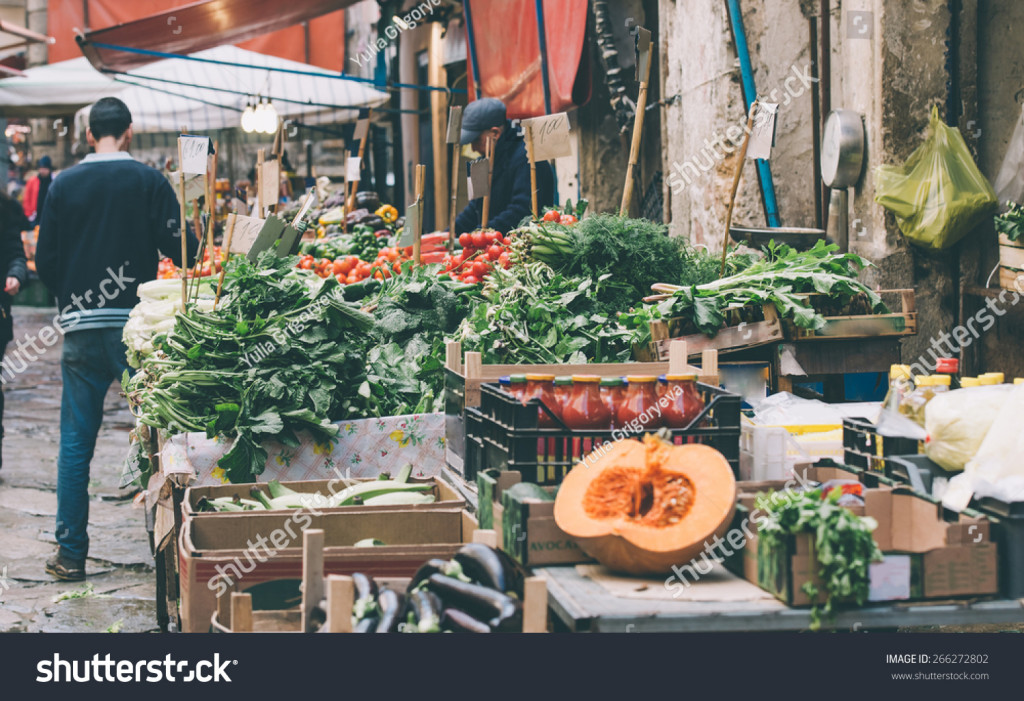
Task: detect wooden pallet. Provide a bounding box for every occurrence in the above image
[783,289,916,341]
[210,529,548,633]
[632,305,782,362]
[999,234,1024,292]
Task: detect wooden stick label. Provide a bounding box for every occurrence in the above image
[520,113,572,161]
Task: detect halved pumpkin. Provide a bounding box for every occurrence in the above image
[554,434,736,575]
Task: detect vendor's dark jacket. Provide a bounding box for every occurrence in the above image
[455,124,555,235]
[0,195,28,346]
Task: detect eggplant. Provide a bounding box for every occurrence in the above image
[354,191,381,210]
[358,215,386,229]
[375,588,405,633]
[353,616,379,633]
[345,208,370,225]
[351,572,379,621]
[424,574,521,632]
[441,608,491,633]
[407,589,442,633]
[453,543,517,593]
[408,559,459,591]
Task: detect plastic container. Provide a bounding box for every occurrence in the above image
[562,375,611,430]
[466,381,741,484]
[523,374,557,428]
[842,416,923,473]
[899,374,950,426]
[883,364,913,412]
[960,377,981,387]
[552,376,574,422]
[979,372,1004,385]
[600,377,624,429]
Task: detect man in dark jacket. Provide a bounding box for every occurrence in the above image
[454,98,555,235]
[0,192,29,470]
[36,97,196,581]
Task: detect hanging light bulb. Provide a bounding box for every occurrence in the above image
[259,98,279,134]
[240,99,257,133]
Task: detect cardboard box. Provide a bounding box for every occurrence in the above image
[477,470,593,567]
[183,477,465,520]
[178,507,477,632]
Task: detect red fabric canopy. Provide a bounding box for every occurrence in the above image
[65,0,355,73]
[465,0,589,118]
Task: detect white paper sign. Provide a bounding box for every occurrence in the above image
[747,102,778,160]
[261,158,280,211]
[446,106,463,144]
[180,135,210,175]
[228,214,266,254]
[467,157,490,200]
[353,118,370,142]
[346,156,362,183]
[169,172,205,205]
[521,113,573,162]
[399,202,420,247]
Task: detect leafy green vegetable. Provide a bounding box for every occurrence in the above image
[621,240,887,346]
[995,201,1024,242]
[456,260,633,364]
[755,487,882,630]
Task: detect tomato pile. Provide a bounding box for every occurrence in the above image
[443,229,512,284]
[297,246,408,285]
[157,246,223,280]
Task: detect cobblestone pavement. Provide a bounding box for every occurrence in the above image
[0,307,156,633]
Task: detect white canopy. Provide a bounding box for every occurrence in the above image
[1,45,389,130]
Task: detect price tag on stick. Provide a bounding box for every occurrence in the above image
[180,135,211,175]
[520,113,572,161]
[227,215,266,255]
[446,106,463,144]
[261,157,280,212]
[353,114,370,142]
[399,202,420,247]
[346,156,362,183]
[467,157,490,200]
[747,102,779,160]
[635,27,652,83]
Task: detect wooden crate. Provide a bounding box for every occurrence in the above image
[999,234,1024,292]
[783,289,916,341]
[210,529,548,633]
[633,304,782,362]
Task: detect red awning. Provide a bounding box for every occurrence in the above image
[77,0,359,73]
[465,0,589,118]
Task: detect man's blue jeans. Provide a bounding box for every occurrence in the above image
[56,328,130,562]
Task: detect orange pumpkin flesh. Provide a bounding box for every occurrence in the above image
[554,435,737,575]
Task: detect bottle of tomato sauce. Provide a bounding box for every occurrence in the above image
[599,377,624,429]
[618,376,663,431]
[508,374,527,401]
[552,376,574,423]
[662,374,705,429]
[562,375,612,430]
[522,374,557,428]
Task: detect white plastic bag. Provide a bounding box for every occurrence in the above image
[943,383,1024,510]
[924,385,1015,471]
[994,103,1024,205]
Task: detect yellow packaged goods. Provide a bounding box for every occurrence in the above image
[924,385,1016,471]
[899,375,950,426]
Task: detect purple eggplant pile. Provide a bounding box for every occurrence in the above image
[350,544,524,633]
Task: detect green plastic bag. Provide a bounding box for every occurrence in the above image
[875,106,996,250]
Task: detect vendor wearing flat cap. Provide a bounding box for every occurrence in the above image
[454,98,556,235]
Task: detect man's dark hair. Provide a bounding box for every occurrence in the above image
[89,97,132,139]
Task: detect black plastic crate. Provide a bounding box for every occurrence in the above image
[444,367,469,475]
[969,496,1024,598]
[466,382,741,485]
[885,454,944,495]
[842,417,922,473]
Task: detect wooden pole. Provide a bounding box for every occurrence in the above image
[413,164,425,264]
[525,122,538,220]
[256,148,265,218]
[341,149,350,235]
[620,80,651,217]
[177,133,188,312]
[720,102,758,278]
[215,213,236,310]
[347,136,368,212]
[481,136,494,229]
[448,141,460,251]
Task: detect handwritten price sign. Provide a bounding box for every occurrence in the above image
[520,113,572,162]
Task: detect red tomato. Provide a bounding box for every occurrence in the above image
[498,251,511,268]
[542,210,561,222]
[462,275,480,284]
[332,259,346,275]
[471,260,489,278]
[459,233,473,248]
[486,245,502,261]
[471,231,486,249]
[559,214,578,225]
[481,231,496,245]
[299,259,313,270]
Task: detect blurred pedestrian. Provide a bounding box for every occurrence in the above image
[0,191,29,471]
[22,154,53,223]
